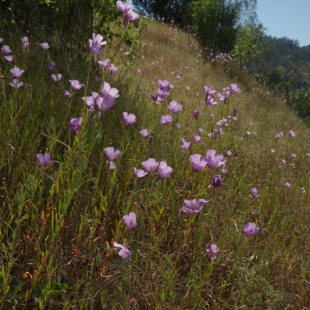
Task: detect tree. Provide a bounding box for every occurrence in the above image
[232,22,265,71]
[192,0,257,53]
[133,0,193,27]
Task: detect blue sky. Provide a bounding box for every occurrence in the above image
[256,0,310,47]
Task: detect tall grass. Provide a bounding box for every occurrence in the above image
[1,19,310,309]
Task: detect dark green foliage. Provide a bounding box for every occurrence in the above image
[193,0,257,53]
[0,0,119,43]
[134,0,193,27]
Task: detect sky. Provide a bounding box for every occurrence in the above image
[256,0,310,47]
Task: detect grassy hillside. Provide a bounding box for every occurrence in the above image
[1,20,310,309]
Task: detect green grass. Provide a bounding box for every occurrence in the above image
[1,20,310,309]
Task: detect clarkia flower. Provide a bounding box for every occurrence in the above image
[193,110,200,119]
[206,244,219,260]
[158,79,174,91]
[181,138,191,151]
[157,161,173,178]
[116,1,140,23]
[123,212,137,229]
[229,83,241,94]
[181,199,208,214]
[243,222,260,237]
[36,153,52,166]
[160,115,173,126]
[64,90,72,101]
[48,60,56,70]
[214,128,223,135]
[206,95,217,106]
[113,241,131,260]
[51,74,62,82]
[217,91,229,101]
[142,158,159,173]
[193,135,202,143]
[88,33,107,55]
[204,86,216,96]
[211,175,223,188]
[10,79,24,89]
[10,67,24,79]
[108,161,116,170]
[204,149,226,169]
[123,112,136,126]
[109,64,118,74]
[189,154,207,172]
[139,129,150,138]
[168,100,182,114]
[21,37,29,50]
[251,187,259,199]
[288,130,295,137]
[1,45,12,55]
[1,45,13,62]
[69,79,85,90]
[40,42,50,50]
[98,58,110,68]
[96,82,119,111]
[133,167,148,178]
[70,117,82,133]
[104,147,121,160]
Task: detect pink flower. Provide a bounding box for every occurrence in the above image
[168,100,182,114]
[181,138,191,151]
[139,129,150,138]
[204,150,226,168]
[108,161,116,170]
[133,167,148,178]
[284,182,292,189]
[48,60,56,70]
[193,135,202,143]
[96,82,119,111]
[116,1,140,23]
[123,112,136,126]
[88,33,107,55]
[64,90,72,101]
[288,130,295,137]
[10,79,24,89]
[113,241,131,260]
[142,158,159,173]
[123,212,137,229]
[157,161,173,178]
[243,222,260,237]
[36,153,52,166]
[206,95,217,106]
[98,58,110,68]
[181,199,208,214]
[10,67,24,79]
[70,117,82,133]
[206,244,219,260]
[21,37,29,50]
[104,147,121,160]
[69,79,85,90]
[40,42,50,50]
[160,115,173,125]
[51,74,62,82]
[189,154,207,172]
[1,45,11,55]
[193,110,200,119]
[229,83,241,94]
[204,86,216,96]
[109,64,118,74]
